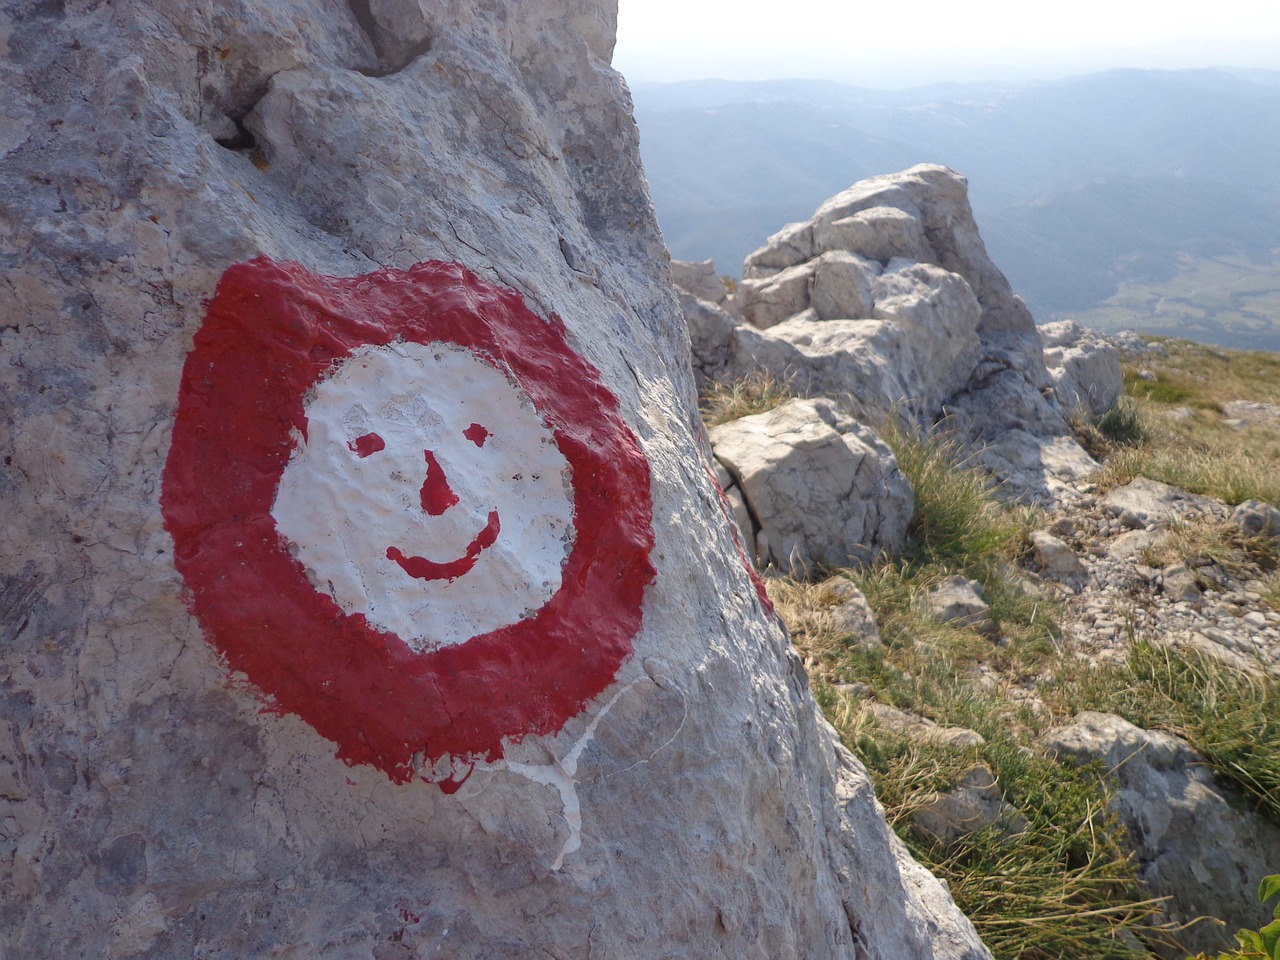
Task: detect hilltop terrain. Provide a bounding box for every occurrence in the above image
[676,164,1280,958]
[635,69,1280,350]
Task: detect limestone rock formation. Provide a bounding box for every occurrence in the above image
[0,2,991,958]
[711,399,915,574]
[1044,712,1280,956]
[912,764,1026,844]
[670,257,732,306]
[1039,320,1123,416]
[1101,477,1218,530]
[686,165,1112,503]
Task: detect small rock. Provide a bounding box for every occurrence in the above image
[1233,500,1280,540]
[1030,530,1086,584]
[913,764,1027,843]
[1101,477,1213,529]
[825,579,881,646]
[1048,516,1077,538]
[1042,711,1280,955]
[1108,528,1170,562]
[669,258,731,306]
[1161,564,1202,603]
[834,682,872,699]
[711,399,914,574]
[924,575,996,636]
[862,703,985,749]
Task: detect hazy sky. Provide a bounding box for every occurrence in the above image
[615,0,1280,87]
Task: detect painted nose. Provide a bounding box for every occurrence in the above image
[420,450,459,516]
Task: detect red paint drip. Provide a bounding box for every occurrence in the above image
[463,422,491,447]
[419,450,458,516]
[703,463,773,613]
[348,432,385,458]
[387,510,500,583]
[160,257,656,788]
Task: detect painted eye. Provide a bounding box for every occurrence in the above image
[463,422,492,447]
[348,432,385,458]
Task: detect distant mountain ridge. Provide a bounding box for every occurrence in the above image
[633,69,1280,350]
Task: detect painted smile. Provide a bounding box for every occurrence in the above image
[386,509,501,583]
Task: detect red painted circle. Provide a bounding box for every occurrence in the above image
[162,257,656,788]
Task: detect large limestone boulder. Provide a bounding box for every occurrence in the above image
[1044,712,1280,956]
[0,2,990,958]
[710,399,914,573]
[744,165,1041,351]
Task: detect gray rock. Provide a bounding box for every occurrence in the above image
[1161,564,1203,603]
[1101,477,1216,529]
[1233,499,1280,539]
[810,250,879,320]
[1108,330,1168,359]
[1221,400,1280,430]
[723,483,756,551]
[1044,712,1280,956]
[814,204,933,264]
[670,258,731,305]
[1030,530,1087,584]
[1108,529,1171,562]
[1040,320,1123,417]
[680,291,738,388]
[863,703,986,750]
[0,3,991,958]
[925,575,996,636]
[826,578,882,645]
[728,260,982,422]
[913,764,1027,844]
[963,431,1100,506]
[734,164,1093,504]
[738,259,814,329]
[711,399,915,573]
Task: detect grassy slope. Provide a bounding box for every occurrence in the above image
[708,340,1280,959]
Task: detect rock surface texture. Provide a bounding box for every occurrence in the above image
[1045,712,1280,956]
[711,399,914,574]
[0,3,990,959]
[1039,320,1123,416]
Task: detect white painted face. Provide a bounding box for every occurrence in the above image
[272,341,576,652]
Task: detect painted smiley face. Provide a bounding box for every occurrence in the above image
[272,342,576,652]
[162,257,655,786]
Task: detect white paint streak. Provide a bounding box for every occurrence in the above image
[505,680,639,871]
[272,341,575,651]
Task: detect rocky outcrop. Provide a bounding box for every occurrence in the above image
[0,2,992,958]
[681,165,1109,503]
[1044,712,1280,956]
[711,399,914,574]
[1040,320,1123,416]
[671,257,733,306]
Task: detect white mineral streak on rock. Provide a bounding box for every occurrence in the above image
[503,677,686,871]
[273,342,574,650]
